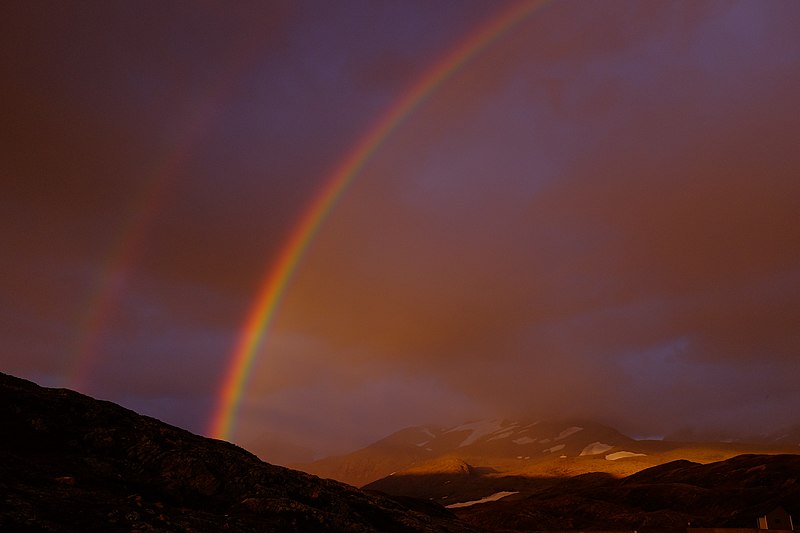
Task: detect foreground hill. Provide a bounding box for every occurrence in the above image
[455,453,800,531]
[299,419,798,488]
[0,372,477,532]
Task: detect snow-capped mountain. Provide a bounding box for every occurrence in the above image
[399,419,647,465]
[296,418,800,491]
[296,419,648,487]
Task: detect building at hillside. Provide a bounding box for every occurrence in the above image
[757,507,794,531]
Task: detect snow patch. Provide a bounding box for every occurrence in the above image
[543,444,565,453]
[606,451,647,461]
[445,420,508,447]
[512,437,537,445]
[556,426,583,440]
[416,441,429,447]
[580,442,614,456]
[488,430,516,441]
[446,491,519,509]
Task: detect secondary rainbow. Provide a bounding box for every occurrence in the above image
[209,0,551,441]
[67,33,270,394]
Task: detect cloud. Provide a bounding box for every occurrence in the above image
[237,332,487,455]
[3,1,800,456]
[258,0,800,444]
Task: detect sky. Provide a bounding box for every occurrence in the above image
[2,0,800,463]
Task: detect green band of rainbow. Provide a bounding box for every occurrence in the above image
[209,0,549,441]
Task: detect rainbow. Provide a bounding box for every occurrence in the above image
[209,0,551,441]
[67,164,172,392]
[67,34,270,393]
[68,98,231,393]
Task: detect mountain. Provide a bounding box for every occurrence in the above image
[299,418,798,489]
[0,372,477,532]
[299,419,636,487]
[346,421,800,531]
[454,454,800,531]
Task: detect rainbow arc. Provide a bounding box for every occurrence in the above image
[209,0,551,441]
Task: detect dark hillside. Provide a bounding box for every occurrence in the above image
[0,372,476,532]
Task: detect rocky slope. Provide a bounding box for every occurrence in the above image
[0,372,477,533]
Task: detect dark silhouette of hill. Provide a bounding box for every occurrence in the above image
[0,372,477,532]
[373,454,800,532]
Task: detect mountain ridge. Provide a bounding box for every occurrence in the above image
[454,453,800,531]
[297,418,800,488]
